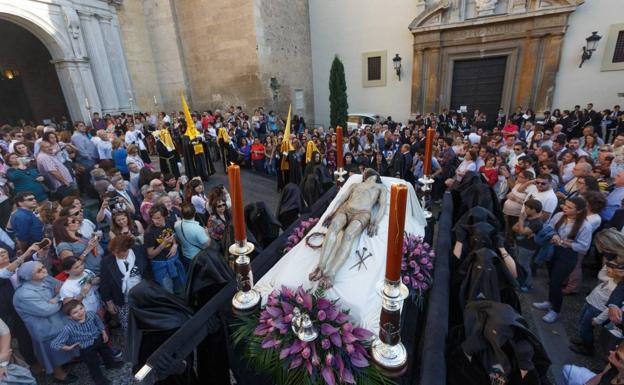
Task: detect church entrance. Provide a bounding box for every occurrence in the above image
[450,56,507,121]
[0,19,69,125]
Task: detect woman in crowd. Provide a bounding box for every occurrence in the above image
[41,132,72,165]
[13,142,34,167]
[446,149,477,187]
[13,261,78,383]
[99,235,148,330]
[185,178,209,224]
[5,153,48,202]
[347,136,362,157]
[112,138,129,179]
[582,133,600,160]
[52,216,103,275]
[139,185,156,224]
[533,197,592,323]
[125,144,145,170]
[109,210,144,244]
[250,137,266,173]
[559,151,578,184]
[479,154,498,187]
[206,197,230,244]
[369,150,389,177]
[264,136,276,176]
[539,161,560,190]
[237,138,251,167]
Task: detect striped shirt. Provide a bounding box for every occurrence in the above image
[50,311,104,351]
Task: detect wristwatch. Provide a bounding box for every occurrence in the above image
[0,361,9,368]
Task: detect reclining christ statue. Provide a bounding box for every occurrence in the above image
[309,168,387,289]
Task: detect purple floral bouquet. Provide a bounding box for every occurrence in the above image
[401,233,435,308]
[233,285,395,385]
[283,217,320,253]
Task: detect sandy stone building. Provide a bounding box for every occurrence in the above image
[0,0,313,125]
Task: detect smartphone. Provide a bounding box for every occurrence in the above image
[36,238,51,249]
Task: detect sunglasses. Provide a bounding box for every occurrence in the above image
[68,219,80,225]
[606,261,624,270]
[23,197,36,201]
[217,204,226,208]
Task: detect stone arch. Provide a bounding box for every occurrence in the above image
[0,3,72,61]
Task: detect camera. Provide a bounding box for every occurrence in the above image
[108,197,121,209]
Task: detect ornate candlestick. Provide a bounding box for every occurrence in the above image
[371,279,409,377]
[418,175,434,219]
[230,240,260,315]
[334,167,347,187]
[372,184,409,377]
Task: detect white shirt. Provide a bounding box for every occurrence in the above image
[91,137,112,160]
[524,186,558,217]
[561,162,575,184]
[59,270,101,313]
[468,133,481,145]
[125,130,146,151]
[80,219,97,238]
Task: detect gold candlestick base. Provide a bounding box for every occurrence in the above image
[334,167,347,187]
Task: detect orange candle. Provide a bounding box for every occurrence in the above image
[228,163,246,242]
[423,127,435,176]
[385,184,408,282]
[336,126,344,169]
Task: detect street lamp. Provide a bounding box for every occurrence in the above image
[392,54,402,81]
[579,31,602,68]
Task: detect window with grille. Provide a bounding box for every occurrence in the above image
[367,56,382,81]
[613,30,624,63]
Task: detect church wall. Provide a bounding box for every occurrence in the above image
[309,0,415,126]
[116,0,163,113]
[552,0,624,110]
[172,0,266,113]
[253,0,314,122]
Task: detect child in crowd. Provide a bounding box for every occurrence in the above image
[512,198,544,292]
[51,300,122,385]
[59,257,101,314]
[568,257,624,356]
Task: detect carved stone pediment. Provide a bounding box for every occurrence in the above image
[408,0,450,30]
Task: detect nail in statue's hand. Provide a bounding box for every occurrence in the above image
[322,215,333,228]
[367,223,378,237]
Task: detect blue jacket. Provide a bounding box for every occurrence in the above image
[10,208,44,245]
[533,224,555,264]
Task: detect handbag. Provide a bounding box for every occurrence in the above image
[0,356,36,385]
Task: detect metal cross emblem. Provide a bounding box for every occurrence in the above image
[350,247,372,271]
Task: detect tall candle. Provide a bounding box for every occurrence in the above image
[423,127,435,176]
[336,126,344,168]
[385,184,408,282]
[85,97,90,110]
[153,95,158,105]
[228,164,246,242]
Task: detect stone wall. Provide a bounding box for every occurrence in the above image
[254,0,314,121]
[117,0,188,113]
[172,0,265,112]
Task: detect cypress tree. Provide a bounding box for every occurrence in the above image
[329,56,348,128]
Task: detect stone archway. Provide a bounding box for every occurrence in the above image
[0,0,135,125]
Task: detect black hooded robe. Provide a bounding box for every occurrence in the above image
[156,141,181,178]
[182,136,215,180]
[277,150,302,191]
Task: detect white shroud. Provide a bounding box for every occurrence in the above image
[255,175,427,334]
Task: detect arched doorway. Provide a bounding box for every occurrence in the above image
[0,19,69,125]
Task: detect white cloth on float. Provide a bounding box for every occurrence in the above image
[255,175,427,334]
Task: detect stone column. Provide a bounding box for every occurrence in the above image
[100,14,135,112]
[424,46,441,113]
[411,48,424,115]
[53,59,101,124]
[534,33,564,113]
[78,11,119,114]
[515,36,541,110]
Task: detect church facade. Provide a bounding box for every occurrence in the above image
[0,0,621,126]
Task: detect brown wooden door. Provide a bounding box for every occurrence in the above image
[450,56,507,121]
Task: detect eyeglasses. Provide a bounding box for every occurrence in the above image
[514,148,522,151]
[23,197,36,201]
[607,261,624,270]
[217,204,226,208]
[535,181,549,186]
[600,148,610,152]
[68,219,80,225]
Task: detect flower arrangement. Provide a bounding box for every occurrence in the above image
[284,217,320,253]
[401,233,435,307]
[233,285,395,385]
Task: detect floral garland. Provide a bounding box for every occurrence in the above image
[401,233,435,308]
[284,217,320,253]
[233,285,395,385]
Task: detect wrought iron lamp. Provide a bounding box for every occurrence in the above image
[579,31,602,68]
[392,54,402,81]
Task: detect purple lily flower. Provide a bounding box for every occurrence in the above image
[302,292,313,310]
[409,260,417,268]
[265,306,283,317]
[253,323,271,336]
[402,276,410,285]
[305,360,313,375]
[335,312,350,324]
[342,332,357,344]
[325,306,338,321]
[321,323,339,336]
[420,257,429,265]
[317,310,327,321]
[352,327,374,340]
[321,338,331,350]
[281,286,294,299]
[422,282,429,290]
[321,366,336,385]
[279,346,291,360]
[345,343,355,354]
[336,354,345,379]
[289,355,303,369]
[296,295,304,305]
[281,301,293,315]
[289,339,304,355]
[325,352,334,367]
[416,273,424,281]
[316,297,331,310]
[330,332,342,347]
[342,322,353,333]
[302,346,311,359]
[341,367,356,384]
[427,262,433,269]
[261,336,278,349]
[350,351,369,368]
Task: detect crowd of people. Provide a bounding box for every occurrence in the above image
[0,101,623,384]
